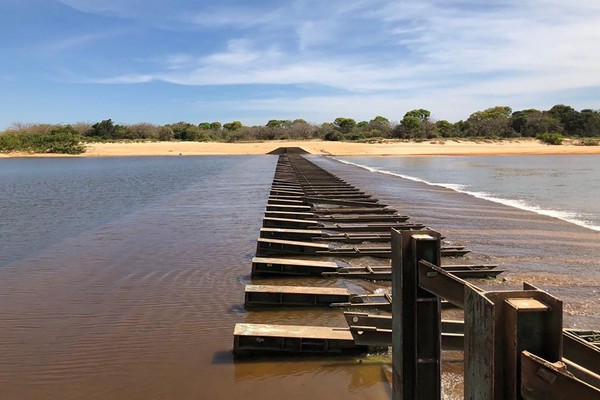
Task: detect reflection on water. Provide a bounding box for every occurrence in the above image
[1,155,598,400]
[0,156,391,400]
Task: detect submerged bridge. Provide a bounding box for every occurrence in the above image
[232,150,600,399]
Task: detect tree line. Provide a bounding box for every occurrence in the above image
[1,104,599,154]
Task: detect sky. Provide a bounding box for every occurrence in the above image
[1,0,599,129]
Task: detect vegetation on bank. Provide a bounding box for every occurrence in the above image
[1,104,599,154]
[0,125,85,154]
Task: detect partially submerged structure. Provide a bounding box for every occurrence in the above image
[231,151,600,399]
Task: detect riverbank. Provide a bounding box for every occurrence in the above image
[2,138,600,157]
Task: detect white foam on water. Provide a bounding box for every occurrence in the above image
[333,158,600,232]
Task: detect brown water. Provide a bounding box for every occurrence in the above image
[1,155,598,400]
[312,156,600,329]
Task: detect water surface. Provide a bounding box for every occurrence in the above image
[0,156,390,400]
[1,155,598,400]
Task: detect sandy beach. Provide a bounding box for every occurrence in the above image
[2,138,600,157]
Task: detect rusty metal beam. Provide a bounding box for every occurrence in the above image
[392,229,442,400]
[521,351,600,399]
[418,260,481,308]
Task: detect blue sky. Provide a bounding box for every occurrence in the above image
[1,0,599,129]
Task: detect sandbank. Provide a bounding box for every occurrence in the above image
[2,139,600,158]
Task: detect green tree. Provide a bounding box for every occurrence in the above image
[158,126,174,141]
[168,122,201,141]
[581,109,600,137]
[368,116,391,134]
[404,109,431,122]
[435,120,459,137]
[87,119,127,140]
[396,109,435,138]
[521,112,563,137]
[333,117,356,133]
[44,125,86,153]
[210,122,222,131]
[548,105,584,136]
[511,109,540,133]
[223,121,243,131]
[464,106,515,137]
[266,120,292,129]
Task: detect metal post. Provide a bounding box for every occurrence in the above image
[391,229,442,400]
[464,284,563,399]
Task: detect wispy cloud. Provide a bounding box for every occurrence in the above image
[42,31,125,53]
[53,0,600,121]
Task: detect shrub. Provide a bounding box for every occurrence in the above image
[323,130,343,141]
[575,138,600,146]
[0,125,85,154]
[537,132,563,145]
[345,131,365,141]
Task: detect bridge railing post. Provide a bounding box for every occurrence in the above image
[391,229,442,400]
[465,284,563,399]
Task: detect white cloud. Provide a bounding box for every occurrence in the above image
[189,93,488,125]
[184,5,286,29]
[81,0,600,120]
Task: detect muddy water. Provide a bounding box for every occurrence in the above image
[0,156,390,400]
[312,156,600,330]
[1,155,598,400]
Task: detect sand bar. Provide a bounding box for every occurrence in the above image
[2,139,600,157]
